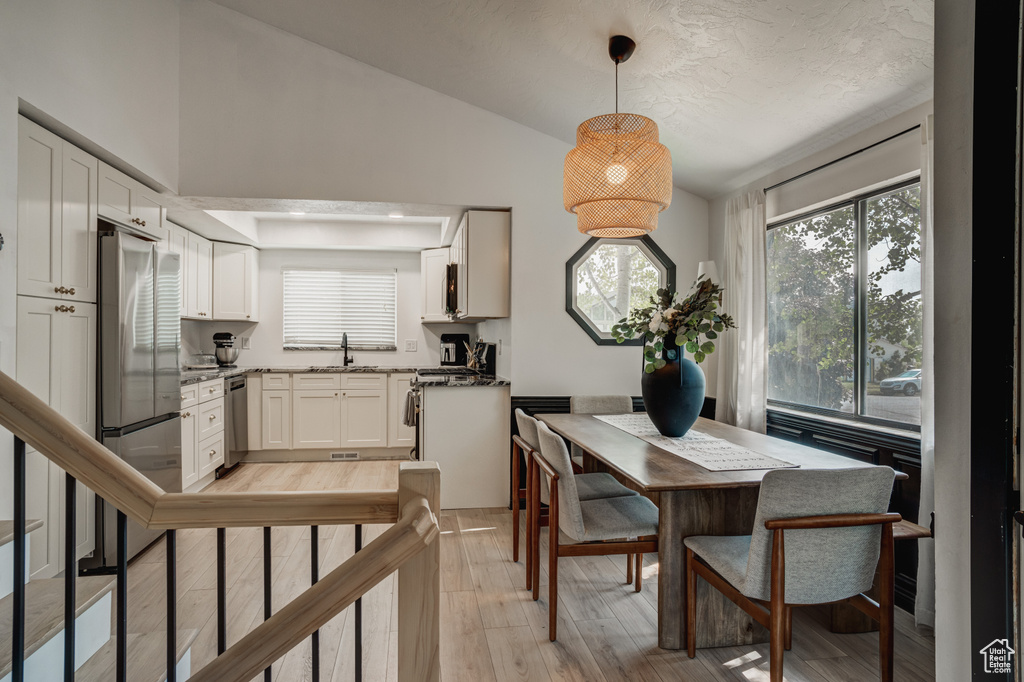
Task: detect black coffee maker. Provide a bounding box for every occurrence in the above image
[213,332,239,368]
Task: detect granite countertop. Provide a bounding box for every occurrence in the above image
[411,375,510,388]
[180,367,248,385]
[180,365,428,385]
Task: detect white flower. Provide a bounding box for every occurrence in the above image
[664,308,678,320]
[649,311,667,333]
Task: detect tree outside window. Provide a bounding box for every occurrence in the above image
[766,182,922,427]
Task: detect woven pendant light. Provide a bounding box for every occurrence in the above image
[564,36,672,237]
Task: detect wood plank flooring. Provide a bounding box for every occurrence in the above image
[114,461,935,681]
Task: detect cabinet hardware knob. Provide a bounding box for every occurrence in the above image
[209,414,216,420]
[55,305,61,312]
[141,220,146,227]
[209,387,215,393]
[54,286,62,294]
[246,315,251,319]
[67,288,75,296]
[210,450,216,456]
[67,306,75,313]
[181,394,185,400]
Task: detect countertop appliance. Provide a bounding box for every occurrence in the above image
[223,375,248,471]
[91,226,182,569]
[440,333,470,366]
[214,332,239,367]
[474,342,497,377]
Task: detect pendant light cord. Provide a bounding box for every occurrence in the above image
[615,61,619,114]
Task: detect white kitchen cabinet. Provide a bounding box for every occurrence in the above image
[261,390,291,449]
[420,247,450,322]
[213,242,260,321]
[17,116,98,304]
[165,222,190,316]
[340,389,388,447]
[180,408,198,489]
[185,231,213,319]
[181,378,224,491]
[387,373,416,448]
[16,296,97,577]
[420,384,510,509]
[292,390,342,449]
[451,210,510,321]
[97,161,165,241]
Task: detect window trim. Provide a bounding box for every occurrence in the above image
[564,235,676,346]
[766,176,922,432]
[282,267,398,352]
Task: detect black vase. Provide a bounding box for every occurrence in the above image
[641,338,706,437]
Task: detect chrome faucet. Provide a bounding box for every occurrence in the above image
[342,332,354,366]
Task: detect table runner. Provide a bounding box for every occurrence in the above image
[594,413,798,472]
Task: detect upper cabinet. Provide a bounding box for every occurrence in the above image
[420,247,450,322]
[97,161,166,241]
[165,222,190,317]
[451,210,510,321]
[17,117,98,304]
[213,242,260,321]
[184,230,213,319]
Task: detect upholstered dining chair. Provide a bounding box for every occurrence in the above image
[533,421,659,641]
[513,410,639,590]
[684,467,900,682]
[569,395,633,470]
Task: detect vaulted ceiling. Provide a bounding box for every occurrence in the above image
[208,0,933,199]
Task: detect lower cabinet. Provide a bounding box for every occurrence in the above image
[387,373,416,448]
[292,390,342,449]
[339,389,387,447]
[261,389,291,449]
[181,378,225,491]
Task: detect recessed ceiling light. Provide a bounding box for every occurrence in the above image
[388,212,404,219]
[290,211,306,216]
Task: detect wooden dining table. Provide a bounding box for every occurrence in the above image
[536,413,908,651]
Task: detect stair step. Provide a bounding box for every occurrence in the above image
[0,519,44,601]
[0,575,115,678]
[76,628,199,682]
[0,519,44,548]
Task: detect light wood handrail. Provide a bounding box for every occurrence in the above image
[0,370,401,528]
[189,497,439,682]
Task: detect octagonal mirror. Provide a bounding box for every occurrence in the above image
[566,236,676,345]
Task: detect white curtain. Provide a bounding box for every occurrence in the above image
[715,190,767,433]
[916,115,936,631]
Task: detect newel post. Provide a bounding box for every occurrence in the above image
[397,462,441,682]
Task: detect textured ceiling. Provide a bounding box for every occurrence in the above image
[208,0,933,199]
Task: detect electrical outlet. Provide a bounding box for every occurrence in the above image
[405,339,417,352]
[241,337,252,350]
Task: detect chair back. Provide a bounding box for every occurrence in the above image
[744,466,896,604]
[569,395,632,461]
[516,409,552,503]
[535,421,586,541]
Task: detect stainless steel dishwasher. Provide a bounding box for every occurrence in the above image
[223,374,249,471]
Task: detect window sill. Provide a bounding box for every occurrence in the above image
[768,405,921,441]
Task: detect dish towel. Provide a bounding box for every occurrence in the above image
[402,389,419,427]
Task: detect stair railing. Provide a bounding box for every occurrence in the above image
[0,370,440,682]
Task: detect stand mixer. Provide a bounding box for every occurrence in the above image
[213,332,240,367]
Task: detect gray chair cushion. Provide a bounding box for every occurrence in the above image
[684,535,752,594]
[562,494,659,543]
[514,408,539,451]
[569,395,632,464]
[743,467,897,604]
[536,421,586,539]
[576,473,638,501]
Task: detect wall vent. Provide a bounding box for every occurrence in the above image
[331,451,359,461]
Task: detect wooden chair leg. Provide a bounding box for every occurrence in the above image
[784,606,793,650]
[548,487,560,641]
[879,524,896,682]
[634,552,642,592]
[512,443,521,563]
[524,454,533,590]
[769,529,786,682]
[626,553,633,585]
[686,548,697,658]
[531,463,541,602]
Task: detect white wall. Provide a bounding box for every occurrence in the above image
[0,0,180,517]
[181,248,475,368]
[932,0,973,678]
[177,0,710,396]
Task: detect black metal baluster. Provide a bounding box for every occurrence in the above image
[217,527,226,655]
[64,473,77,682]
[12,437,26,682]
[116,511,128,682]
[355,524,362,682]
[166,530,177,682]
[264,526,272,681]
[311,526,320,682]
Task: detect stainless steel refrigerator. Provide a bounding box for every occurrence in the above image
[91,226,182,568]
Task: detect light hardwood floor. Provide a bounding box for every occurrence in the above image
[102,461,935,681]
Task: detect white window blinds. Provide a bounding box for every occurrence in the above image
[283,269,397,350]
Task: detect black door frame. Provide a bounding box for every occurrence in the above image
[970,1,1021,678]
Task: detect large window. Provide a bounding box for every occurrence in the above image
[766,181,922,428]
[283,269,397,351]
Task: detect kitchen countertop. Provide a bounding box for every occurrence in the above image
[412,375,510,388]
[180,365,428,385]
